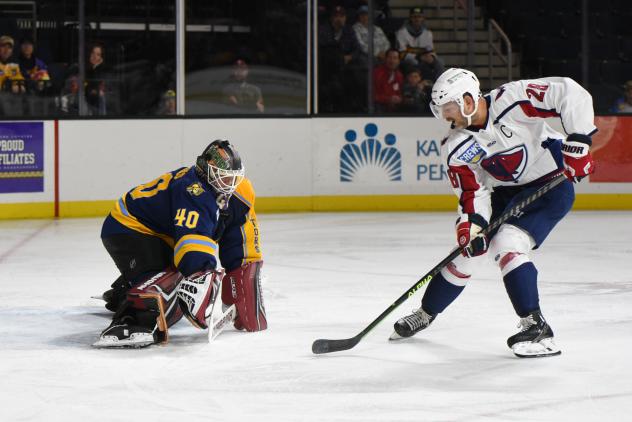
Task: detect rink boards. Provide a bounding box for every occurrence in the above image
[1,116,631,219]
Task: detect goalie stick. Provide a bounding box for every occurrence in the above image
[312,172,568,354]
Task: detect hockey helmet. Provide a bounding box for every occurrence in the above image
[430,68,482,126]
[195,140,244,195]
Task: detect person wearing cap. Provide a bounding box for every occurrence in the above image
[396,7,435,66]
[158,89,177,115]
[611,80,632,113]
[0,35,25,95]
[352,5,391,62]
[18,37,50,94]
[417,47,445,84]
[318,4,360,112]
[222,59,264,113]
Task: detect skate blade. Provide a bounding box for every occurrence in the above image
[90,294,105,301]
[388,330,404,341]
[92,333,155,349]
[512,338,561,358]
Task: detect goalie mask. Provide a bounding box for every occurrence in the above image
[430,68,482,127]
[195,140,245,195]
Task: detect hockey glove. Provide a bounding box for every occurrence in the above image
[562,133,594,183]
[456,214,488,258]
[177,270,223,329]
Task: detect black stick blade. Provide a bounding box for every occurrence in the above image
[312,337,360,354]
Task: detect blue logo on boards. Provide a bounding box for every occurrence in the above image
[340,123,402,182]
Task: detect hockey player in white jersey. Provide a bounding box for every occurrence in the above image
[392,68,596,357]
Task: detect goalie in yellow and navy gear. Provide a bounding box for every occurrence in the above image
[94,140,266,348]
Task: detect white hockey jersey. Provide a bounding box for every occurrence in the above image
[441,77,597,223]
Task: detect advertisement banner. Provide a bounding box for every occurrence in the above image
[0,122,44,193]
[312,117,454,195]
[591,116,632,182]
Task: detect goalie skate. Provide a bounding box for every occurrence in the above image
[93,316,158,349]
[507,310,561,358]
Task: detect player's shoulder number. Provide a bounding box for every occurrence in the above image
[525,83,548,102]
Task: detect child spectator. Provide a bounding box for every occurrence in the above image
[401,68,431,113]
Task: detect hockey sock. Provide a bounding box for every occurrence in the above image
[421,273,465,315]
[503,262,539,317]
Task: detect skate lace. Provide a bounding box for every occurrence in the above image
[402,308,431,331]
[516,315,536,331]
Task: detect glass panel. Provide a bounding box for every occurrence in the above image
[185,0,307,115]
[0,0,176,118]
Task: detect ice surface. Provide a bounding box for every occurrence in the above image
[0,212,631,421]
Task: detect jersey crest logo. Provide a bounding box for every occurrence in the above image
[457,142,487,164]
[186,182,205,196]
[340,123,402,182]
[481,145,528,182]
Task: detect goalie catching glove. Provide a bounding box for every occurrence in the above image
[456,213,488,258]
[562,133,594,183]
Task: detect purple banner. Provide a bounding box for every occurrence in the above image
[0,122,44,193]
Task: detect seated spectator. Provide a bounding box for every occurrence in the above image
[396,7,435,67]
[416,48,445,84]
[222,59,264,113]
[611,80,632,113]
[373,48,403,112]
[401,68,431,113]
[18,37,50,94]
[0,35,25,95]
[318,4,360,112]
[352,5,391,63]
[85,42,108,115]
[55,74,80,115]
[158,89,177,115]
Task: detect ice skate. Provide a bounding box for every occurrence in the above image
[93,306,164,349]
[507,310,561,358]
[389,308,436,340]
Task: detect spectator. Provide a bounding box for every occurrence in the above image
[352,5,391,62]
[18,37,50,94]
[158,89,177,115]
[318,4,359,112]
[55,74,80,115]
[85,42,108,115]
[417,48,445,84]
[396,7,434,67]
[222,59,264,113]
[373,48,403,112]
[401,68,431,113]
[0,35,25,94]
[611,80,632,113]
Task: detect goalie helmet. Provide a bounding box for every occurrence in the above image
[430,67,482,126]
[195,140,245,195]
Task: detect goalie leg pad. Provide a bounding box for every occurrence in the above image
[177,270,224,329]
[222,261,267,332]
[123,270,183,344]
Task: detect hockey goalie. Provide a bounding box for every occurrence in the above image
[94,140,267,348]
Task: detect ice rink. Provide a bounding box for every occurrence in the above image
[1,211,631,421]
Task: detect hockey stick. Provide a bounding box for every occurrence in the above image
[311,172,568,354]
